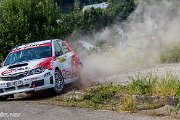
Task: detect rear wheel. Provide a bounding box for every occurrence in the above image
[52,70,65,94]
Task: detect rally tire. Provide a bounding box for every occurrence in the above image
[52,70,65,94]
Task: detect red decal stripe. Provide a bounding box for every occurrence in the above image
[36,56,56,70]
[11,43,51,53]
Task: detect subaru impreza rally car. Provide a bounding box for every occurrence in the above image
[0,39,82,100]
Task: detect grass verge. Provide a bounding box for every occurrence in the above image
[50,73,180,113]
[160,44,180,63]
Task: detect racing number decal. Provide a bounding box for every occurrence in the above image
[58,56,72,80]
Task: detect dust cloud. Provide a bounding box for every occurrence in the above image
[75,0,180,84]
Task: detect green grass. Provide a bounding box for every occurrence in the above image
[127,73,180,96]
[126,73,157,95]
[121,95,137,112]
[160,44,180,63]
[50,73,180,112]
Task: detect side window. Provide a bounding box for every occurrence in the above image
[61,42,70,54]
[58,40,70,54]
[54,41,63,57]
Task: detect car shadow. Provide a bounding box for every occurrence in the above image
[7,83,78,101]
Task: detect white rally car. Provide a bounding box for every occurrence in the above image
[0,39,82,100]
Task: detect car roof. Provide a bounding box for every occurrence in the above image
[12,39,63,51]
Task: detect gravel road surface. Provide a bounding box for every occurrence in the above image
[0,64,180,120]
[0,101,177,120]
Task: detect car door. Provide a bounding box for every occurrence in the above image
[60,40,80,79]
[55,40,72,83]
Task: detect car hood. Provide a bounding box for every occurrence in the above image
[0,58,46,77]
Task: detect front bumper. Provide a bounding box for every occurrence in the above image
[0,70,54,97]
[0,85,54,97]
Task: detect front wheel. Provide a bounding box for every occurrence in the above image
[52,70,65,94]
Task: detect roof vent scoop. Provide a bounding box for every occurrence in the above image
[8,63,28,69]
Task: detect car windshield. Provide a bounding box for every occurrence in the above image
[4,46,52,66]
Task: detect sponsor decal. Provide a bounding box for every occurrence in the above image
[44,72,51,77]
[1,70,12,76]
[61,69,72,79]
[11,43,51,53]
[1,67,29,76]
[58,57,66,63]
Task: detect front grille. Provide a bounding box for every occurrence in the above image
[18,84,30,89]
[2,84,30,93]
[31,80,44,87]
[1,71,28,81]
[4,87,15,91]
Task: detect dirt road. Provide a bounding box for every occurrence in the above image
[0,101,177,120]
[0,64,180,120]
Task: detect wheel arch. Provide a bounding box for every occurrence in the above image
[55,67,60,71]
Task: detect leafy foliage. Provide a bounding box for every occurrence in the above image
[0,0,136,62]
[0,0,63,58]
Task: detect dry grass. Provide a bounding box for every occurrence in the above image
[50,73,180,112]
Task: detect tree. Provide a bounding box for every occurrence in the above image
[0,0,136,61]
[107,0,113,4]
[74,0,81,12]
[0,0,62,58]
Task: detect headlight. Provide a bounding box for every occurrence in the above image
[28,66,45,76]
